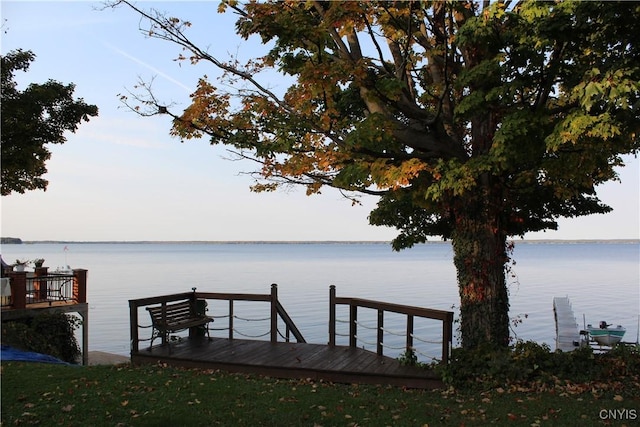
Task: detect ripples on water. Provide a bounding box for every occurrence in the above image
[3,241,638,361]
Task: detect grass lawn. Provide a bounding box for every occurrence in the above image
[1,362,638,426]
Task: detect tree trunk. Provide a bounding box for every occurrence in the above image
[451,193,511,349]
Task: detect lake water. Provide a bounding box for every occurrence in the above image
[2,241,638,361]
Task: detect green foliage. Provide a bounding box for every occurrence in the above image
[439,340,640,391]
[368,188,451,249]
[397,348,427,367]
[0,49,98,195]
[1,312,82,364]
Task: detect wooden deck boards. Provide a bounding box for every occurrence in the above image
[131,337,442,389]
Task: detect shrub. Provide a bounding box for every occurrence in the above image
[1,312,81,363]
[398,348,429,367]
[438,340,640,390]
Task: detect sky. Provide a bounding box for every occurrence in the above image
[0,1,638,242]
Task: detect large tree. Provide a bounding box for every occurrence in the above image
[114,0,640,349]
[1,49,99,195]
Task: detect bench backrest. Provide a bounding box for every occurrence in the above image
[147,301,195,326]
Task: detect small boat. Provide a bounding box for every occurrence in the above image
[587,321,626,346]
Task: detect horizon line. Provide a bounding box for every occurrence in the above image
[3,238,639,245]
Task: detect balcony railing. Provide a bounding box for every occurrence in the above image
[0,268,87,309]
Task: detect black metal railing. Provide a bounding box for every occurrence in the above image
[25,274,75,304]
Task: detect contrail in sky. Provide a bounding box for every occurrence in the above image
[103,41,193,94]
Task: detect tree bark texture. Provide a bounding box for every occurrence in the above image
[451,188,511,349]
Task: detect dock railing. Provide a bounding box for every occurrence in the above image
[129,284,305,353]
[329,285,454,364]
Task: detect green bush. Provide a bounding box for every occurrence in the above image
[438,340,640,390]
[1,312,81,363]
[598,343,640,378]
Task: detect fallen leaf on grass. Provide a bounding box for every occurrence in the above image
[613,395,624,402]
[61,404,74,412]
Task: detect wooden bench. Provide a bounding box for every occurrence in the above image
[146,300,213,350]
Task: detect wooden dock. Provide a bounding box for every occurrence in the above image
[553,296,582,352]
[129,287,452,389]
[131,337,443,389]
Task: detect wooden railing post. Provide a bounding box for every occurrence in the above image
[270,284,278,343]
[349,303,357,348]
[8,271,27,309]
[81,309,89,365]
[443,312,453,364]
[189,289,197,309]
[34,266,48,300]
[73,269,88,303]
[406,314,414,354]
[130,300,139,353]
[229,299,234,340]
[329,285,336,346]
[377,309,384,356]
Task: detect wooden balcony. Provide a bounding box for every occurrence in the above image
[1,268,87,314]
[1,268,89,365]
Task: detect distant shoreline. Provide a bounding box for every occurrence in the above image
[2,239,639,245]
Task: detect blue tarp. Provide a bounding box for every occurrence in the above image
[1,345,70,365]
